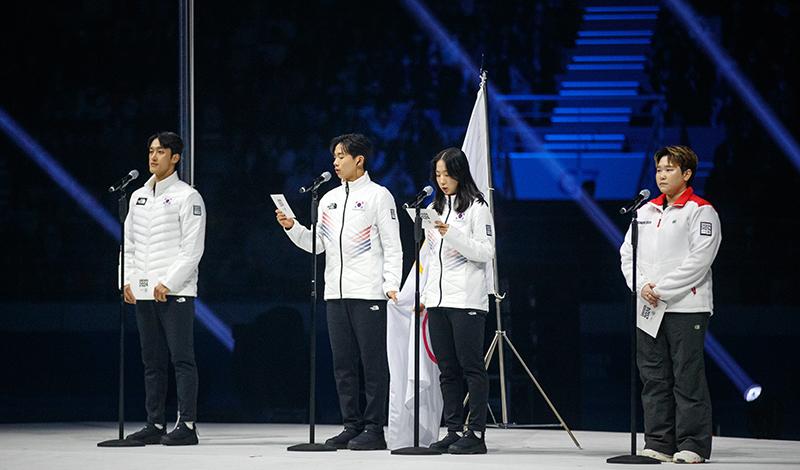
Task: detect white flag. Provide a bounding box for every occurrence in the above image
[386,236,444,449]
[461,79,497,295]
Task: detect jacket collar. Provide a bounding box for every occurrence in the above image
[146,171,180,197]
[649,186,694,210]
[342,171,371,191]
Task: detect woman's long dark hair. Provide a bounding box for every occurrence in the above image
[431,147,486,214]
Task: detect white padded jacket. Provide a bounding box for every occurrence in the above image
[123,171,206,297]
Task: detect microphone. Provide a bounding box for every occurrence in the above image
[403,185,434,208]
[108,169,140,193]
[619,189,651,214]
[299,171,332,194]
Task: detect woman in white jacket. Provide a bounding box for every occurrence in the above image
[421,147,495,454]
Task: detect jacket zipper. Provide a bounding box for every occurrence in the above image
[339,182,350,299]
[436,195,453,307]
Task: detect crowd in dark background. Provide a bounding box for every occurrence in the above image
[1,0,798,438]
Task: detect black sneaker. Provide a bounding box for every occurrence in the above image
[125,423,165,445]
[429,431,461,453]
[448,430,487,454]
[160,422,198,446]
[324,428,361,449]
[346,429,387,450]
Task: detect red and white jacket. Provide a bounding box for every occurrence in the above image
[620,187,721,313]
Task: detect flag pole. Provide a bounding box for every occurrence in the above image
[472,69,581,449]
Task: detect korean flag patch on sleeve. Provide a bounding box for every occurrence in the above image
[486,225,493,236]
[193,205,202,216]
[699,221,712,236]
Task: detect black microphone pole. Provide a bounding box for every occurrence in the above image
[98,185,144,447]
[289,180,336,452]
[392,197,440,456]
[607,199,659,464]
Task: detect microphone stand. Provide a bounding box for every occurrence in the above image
[98,186,144,447]
[392,201,440,456]
[607,200,659,464]
[288,185,336,452]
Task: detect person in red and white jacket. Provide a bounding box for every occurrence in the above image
[421,147,495,455]
[619,145,721,464]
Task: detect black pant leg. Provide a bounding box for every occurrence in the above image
[159,296,198,423]
[637,324,677,454]
[349,299,389,432]
[427,307,464,432]
[135,300,169,425]
[450,308,489,432]
[666,313,712,459]
[326,299,363,431]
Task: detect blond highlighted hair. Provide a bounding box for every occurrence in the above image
[653,145,698,185]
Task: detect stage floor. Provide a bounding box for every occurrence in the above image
[0,423,798,469]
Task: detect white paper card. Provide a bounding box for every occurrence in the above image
[270,194,296,219]
[636,298,667,338]
[133,276,158,301]
[405,207,438,230]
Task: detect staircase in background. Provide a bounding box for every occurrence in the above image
[495,3,666,200]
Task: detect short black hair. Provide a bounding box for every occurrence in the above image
[653,145,698,186]
[147,131,184,156]
[329,133,373,168]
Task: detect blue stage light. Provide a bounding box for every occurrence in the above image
[0,106,235,351]
[704,332,762,401]
[664,0,800,172]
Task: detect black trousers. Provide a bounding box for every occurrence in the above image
[637,312,712,459]
[427,307,489,433]
[326,298,389,432]
[135,297,198,425]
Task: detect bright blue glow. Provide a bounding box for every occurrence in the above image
[542,143,624,151]
[562,81,639,88]
[545,134,626,142]
[585,6,659,13]
[745,385,762,402]
[576,38,651,46]
[568,63,644,71]
[573,55,646,62]
[0,106,235,352]
[578,30,653,37]
[583,14,658,21]
[554,107,632,114]
[403,0,761,397]
[705,332,762,401]
[510,152,644,160]
[551,116,631,123]
[664,0,800,172]
[560,89,638,97]
[0,107,119,239]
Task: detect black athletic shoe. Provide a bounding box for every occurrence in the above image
[324,428,361,449]
[429,431,461,453]
[125,423,165,445]
[448,430,487,454]
[346,429,387,450]
[160,422,198,446]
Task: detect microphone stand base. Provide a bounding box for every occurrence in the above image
[97,438,146,448]
[287,443,338,452]
[606,454,662,464]
[391,446,442,456]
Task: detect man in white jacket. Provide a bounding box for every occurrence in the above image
[122,132,206,446]
[276,133,402,450]
[620,145,721,464]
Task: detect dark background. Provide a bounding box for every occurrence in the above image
[1,0,797,440]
